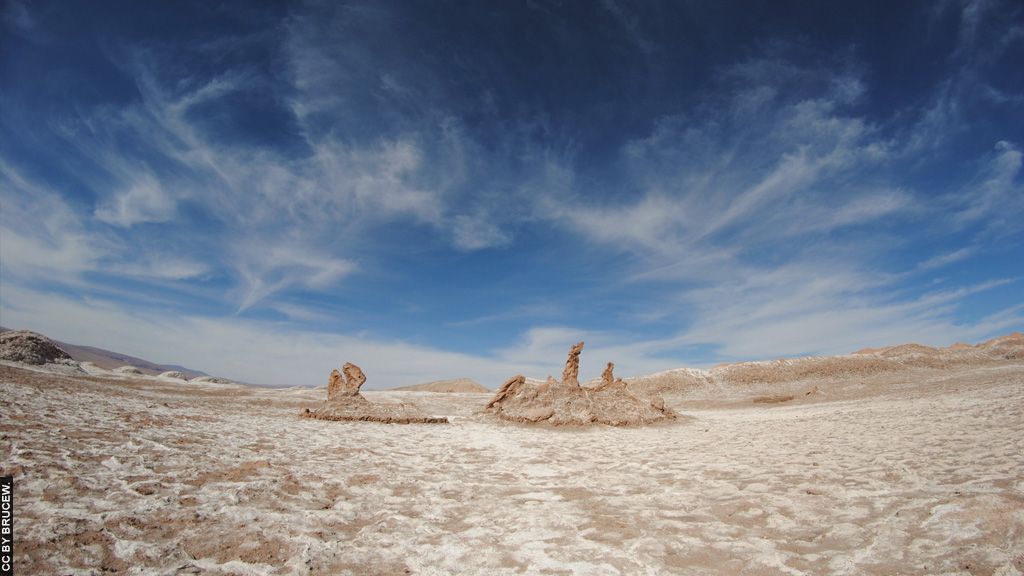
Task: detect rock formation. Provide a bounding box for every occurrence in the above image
[482,342,676,426]
[593,362,627,392]
[303,363,448,424]
[486,375,526,410]
[328,362,365,400]
[561,342,584,386]
[0,330,80,369]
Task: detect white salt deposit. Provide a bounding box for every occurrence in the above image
[1,357,1023,575]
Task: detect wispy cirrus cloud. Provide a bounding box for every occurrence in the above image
[0,161,114,281]
[1,0,1021,387]
[232,241,357,313]
[94,171,177,227]
[553,58,906,270]
[8,14,527,313]
[953,140,1024,227]
[527,41,1022,364]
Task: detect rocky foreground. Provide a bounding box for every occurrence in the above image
[1,333,1023,575]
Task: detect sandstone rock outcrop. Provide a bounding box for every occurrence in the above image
[561,342,584,386]
[303,364,448,424]
[328,362,365,400]
[486,375,526,410]
[482,342,676,426]
[593,361,627,392]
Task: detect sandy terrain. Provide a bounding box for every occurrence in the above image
[2,358,1024,575]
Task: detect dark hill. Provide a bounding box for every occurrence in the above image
[0,326,209,379]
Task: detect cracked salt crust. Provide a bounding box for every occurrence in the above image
[2,357,1024,575]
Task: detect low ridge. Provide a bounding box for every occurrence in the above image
[392,378,490,393]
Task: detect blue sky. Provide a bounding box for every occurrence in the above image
[2,1,1022,388]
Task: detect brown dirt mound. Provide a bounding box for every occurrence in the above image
[877,343,947,368]
[624,367,714,397]
[710,354,899,386]
[703,333,1024,389]
[854,334,1024,366]
[980,332,1024,347]
[0,330,79,368]
[943,342,974,350]
[977,333,1024,360]
[852,346,892,355]
[482,343,676,426]
[301,394,448,424]
[393,378,490,393]
[302,362,448,424]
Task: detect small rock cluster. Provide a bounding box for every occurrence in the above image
[159,371,188,380]
[482,342,676,426]
[302,362,448,424]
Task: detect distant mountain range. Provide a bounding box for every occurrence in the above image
[0,326,210,379]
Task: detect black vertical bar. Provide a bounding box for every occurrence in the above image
[0,476,11,576]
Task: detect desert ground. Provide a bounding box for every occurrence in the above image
[2,347,1024,575]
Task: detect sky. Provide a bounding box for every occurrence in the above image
[1,0,1022,389]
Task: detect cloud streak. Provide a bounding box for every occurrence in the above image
[1,0,1021,385]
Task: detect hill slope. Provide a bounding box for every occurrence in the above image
[627,332,1024,397]
[392,378,490,393]
[0,326,210,379]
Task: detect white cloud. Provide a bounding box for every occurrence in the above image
[578,62,901,268]
[0,221,104,280]
[0,286,544,389]
[528,51,1022,367]
[0,161,212,297]
[233,241,357,313]
[665,267,1020,362]
[451,214,511,251]
[310,138,445,226]
[955,140,1023,225]
[3,2,1020,387]
[107,258,211,281]
[493,326,586,371]
[94,172,177,227]
[0,162,113,281]
[38,40,524,312]
[917,247,976,270]
[563,192,692,256]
